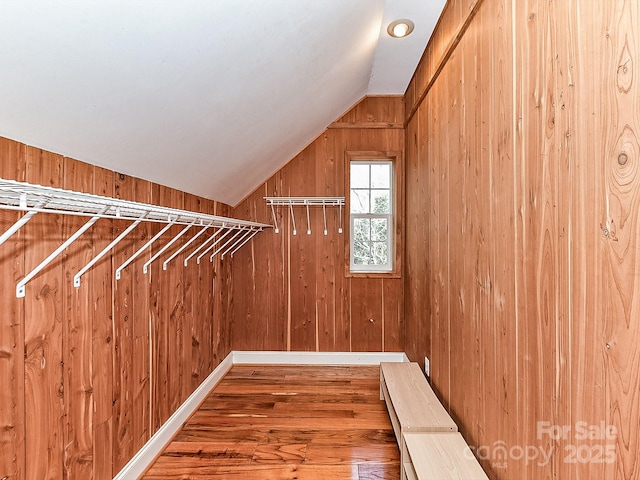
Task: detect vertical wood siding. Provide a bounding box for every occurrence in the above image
[0,141,26,480]
[0,136,232,479]
[231,96,405,354]
[404,0,640,478]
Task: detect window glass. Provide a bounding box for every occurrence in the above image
[349,161,393,272]
[350,163,370,188]
[350,189,370,214]
[371,190,390,214]
[371,164,390,188]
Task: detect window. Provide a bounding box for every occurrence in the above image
[349,160,393,272]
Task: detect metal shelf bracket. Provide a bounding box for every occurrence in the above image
[0,178,270,297]
[265,196,345,236]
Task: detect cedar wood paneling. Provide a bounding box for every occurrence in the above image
[404,0,640,478]
[3,0,640,477]
[230,96,405,354]
[0,137,232,479]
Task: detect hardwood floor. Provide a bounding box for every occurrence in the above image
[143,365,400,479]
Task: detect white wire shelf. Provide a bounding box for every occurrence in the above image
[264,196,344,235]
[0,178,270,298]
[264,196,345,207]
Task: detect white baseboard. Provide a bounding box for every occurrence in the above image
[232,350,409,365]
[113,350,407,479]
[113,352,234,480]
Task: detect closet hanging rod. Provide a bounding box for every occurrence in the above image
[0,178,270,229]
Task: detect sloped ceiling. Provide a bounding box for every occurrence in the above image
[0,0,445,206]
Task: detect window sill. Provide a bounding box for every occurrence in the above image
[346,271,402,279]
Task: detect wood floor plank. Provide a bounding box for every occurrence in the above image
[143,365,399,479]
[209,381,371,395]
[177,428,395,446]
[145,464,359,480]
[154,441,257,465]
[358,462,400,480]
[269,429,397,446]
[252,443,307,464]
[304,444,400,464]
[185,412,392,430]
[202,393,381,405]
[173,428,268,443]
[206,406,357,418]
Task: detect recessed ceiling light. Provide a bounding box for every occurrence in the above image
[387,19,414,38]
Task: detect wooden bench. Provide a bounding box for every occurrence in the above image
[380,362,486,479]
[402,432,489,480]
[380,362,457,437]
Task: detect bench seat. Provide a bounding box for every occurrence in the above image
[380,362,457,438]
[402,432,489,480]
[381,362,489,479]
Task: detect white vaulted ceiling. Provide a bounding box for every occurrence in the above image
[0,0,445,206]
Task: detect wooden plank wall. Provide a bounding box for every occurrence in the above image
[0,136,233,479]
[404,0,640,479]
[231,96,405,353]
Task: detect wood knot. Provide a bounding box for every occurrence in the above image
[618,152,628,165]
[37,283,52,299]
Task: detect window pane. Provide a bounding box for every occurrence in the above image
[371,164,391,188]
[372,242,388,265]
[351,163,370,188]
[371,190,390,214]
[371,218,387,241]
[353,218,372,265]
[353,247,372,266]
[350,189,370,214]
[353,218,371,242]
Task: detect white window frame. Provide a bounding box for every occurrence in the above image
[349,160,393,273]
